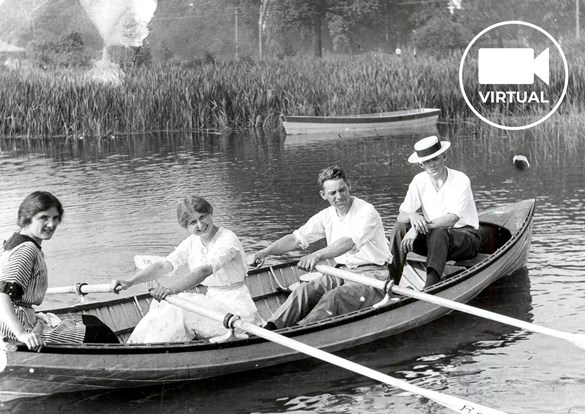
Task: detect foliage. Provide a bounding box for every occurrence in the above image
[148,0,258,61]
[29,31,92,68]
[2,45,583,138]
[2,0,581,61]
[458,0,578,40]
[409,0,453,26]
[413,14,474,55]
[158,40,174,62]
[270,0,382,56]
[132,41,153,67]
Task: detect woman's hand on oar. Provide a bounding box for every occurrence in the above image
[315,264,585,352]
[147,285,174,302]
[110,279,132,294]
[164,294,508,414]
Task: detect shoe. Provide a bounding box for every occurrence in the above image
[263,322,278,331]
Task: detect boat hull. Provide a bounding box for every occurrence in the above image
[282,108,441,135]
[0,200,535,399]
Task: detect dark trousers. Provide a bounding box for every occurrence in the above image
[388,222,481,285]
[82,315,119,344]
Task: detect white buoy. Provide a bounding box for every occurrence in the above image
[513,155,530,170]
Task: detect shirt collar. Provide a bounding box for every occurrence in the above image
[3,232,41,251]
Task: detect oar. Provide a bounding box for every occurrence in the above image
[315,264,585,351]
[46,283,112,295]
[165,295,507,414]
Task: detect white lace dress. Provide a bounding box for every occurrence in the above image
[128,227,262,343]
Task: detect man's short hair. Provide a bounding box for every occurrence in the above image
[317,166,350,189]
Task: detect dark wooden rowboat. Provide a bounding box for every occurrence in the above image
[282,108,441,136]
[0,199,535,400]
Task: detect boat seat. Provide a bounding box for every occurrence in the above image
[451,253,491,267]
[406,252,490,268]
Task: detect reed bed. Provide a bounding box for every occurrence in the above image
[0,48,584,139]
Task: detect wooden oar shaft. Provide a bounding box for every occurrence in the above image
[315,265,386,289]
[46,283,111,295]
[165,295,507,414]
[315,264,585,350]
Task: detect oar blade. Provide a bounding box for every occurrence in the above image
[134,255,163,269]
[568,333,585,350]
[317,264,585,353]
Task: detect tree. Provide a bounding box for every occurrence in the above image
[267,0,381,57]
[458,0,578,42]
[147,0,259,61]
[275,0,331,57]
[132,40,152,67]
[328,0,382,53]
[30,30,92,68]
[413,13,473,54]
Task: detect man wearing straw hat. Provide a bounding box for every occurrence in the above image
[387,135,481,288]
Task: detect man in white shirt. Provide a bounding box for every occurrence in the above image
[248,166,391,330]
[388,135,481,288]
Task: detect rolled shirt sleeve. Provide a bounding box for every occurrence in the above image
[399,181,422,215]
[293,211,327,249]
[292,197,390,267]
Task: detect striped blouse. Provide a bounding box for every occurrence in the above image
[0,240,85,344]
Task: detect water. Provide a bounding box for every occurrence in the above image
[1,126,585,413]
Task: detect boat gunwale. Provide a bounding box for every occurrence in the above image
[7,199,535,355]
[283,108,441,124]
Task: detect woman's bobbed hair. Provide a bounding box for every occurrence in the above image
[176,196,213,228]
[17,191,64,228]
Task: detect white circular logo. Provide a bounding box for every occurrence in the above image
[459,21,568,130]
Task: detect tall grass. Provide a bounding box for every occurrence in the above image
[0,47,584,138]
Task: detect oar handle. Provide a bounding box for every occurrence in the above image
[46,283,112,295]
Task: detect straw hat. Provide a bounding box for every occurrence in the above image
[407,136,451,164]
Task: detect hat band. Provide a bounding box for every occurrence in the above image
[416,141,442,159]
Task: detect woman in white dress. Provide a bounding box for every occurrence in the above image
[110,196,262,343]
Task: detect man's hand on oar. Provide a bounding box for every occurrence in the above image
[164,294,509,414]
[246,252,265,268]
[315,264,585,351]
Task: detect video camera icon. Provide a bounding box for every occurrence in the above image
[478,48,549,85]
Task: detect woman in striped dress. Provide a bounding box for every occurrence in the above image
[0,191,118,351]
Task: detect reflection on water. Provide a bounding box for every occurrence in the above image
[1,123,585,413]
